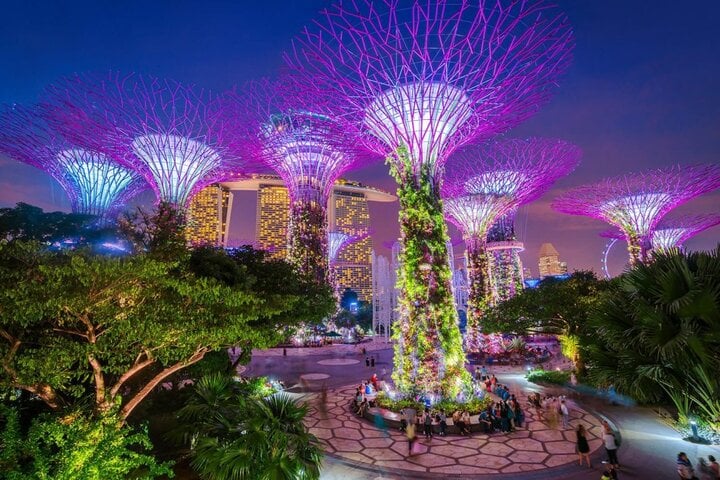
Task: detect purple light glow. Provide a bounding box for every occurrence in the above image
[285,0,574,178]
[0,104,143,218]
[553,165,720,265]
[42,72,253,208]
[601,213,720,252]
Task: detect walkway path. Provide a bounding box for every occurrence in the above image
[243,342,720,480]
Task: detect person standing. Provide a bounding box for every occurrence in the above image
[677,452,695,479]
[603,426,620,468]
[560,400,570,429]
[576,424,591,467]
[438,410,447,437]
[370,356,375,367]
[365,356,370,367]
[423,409,433,439]
[708,455,719,479]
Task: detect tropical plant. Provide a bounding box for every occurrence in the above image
[0,404,172,480]
[526,369,571,385]
[174,373,322,480]
[584,247,720,430]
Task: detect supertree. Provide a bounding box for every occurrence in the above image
[42,72,250,210]
[601,213,720,253]
[0,104,143,220]
[553,165,720,265]
[442,191,516,351]
[328,230,369,301]
[448,139,581,304]
[222,79,374,285]
[286,0,574,396]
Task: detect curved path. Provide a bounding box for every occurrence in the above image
[304,385,604,478]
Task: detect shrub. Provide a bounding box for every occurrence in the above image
[374,393,493,415]
[526,369,571,385]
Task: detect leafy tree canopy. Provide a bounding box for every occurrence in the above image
[0,202,103,243]
[0,240,333,422]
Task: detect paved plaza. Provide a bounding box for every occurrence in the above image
[245,342,720,480]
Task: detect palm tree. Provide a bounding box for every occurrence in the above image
[585,247,720,426]
[174,373,323,480]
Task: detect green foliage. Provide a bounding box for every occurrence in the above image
[583,247,720,430]
[374,393,492,416]
[0,202,112,244]
[558,334,580,362]
[0,405,172,480]
[174,373,322,480]
[118,201,188,261]
[0,239,332,420]
[526,369,571,385]
[388,146,469,397]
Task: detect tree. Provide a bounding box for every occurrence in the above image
[118,201,188,261]
[483,271,610,371]
[0,202,100,243]
[0,241,332,422]
[584,247,720,427]
[175,373,322,480]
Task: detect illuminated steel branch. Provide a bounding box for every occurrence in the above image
[43,72,251,208]
[443,194,515,351]
[601,213,720,253]
[222,79,375,284]
[287,0,574,396]
[447,138,581,302]
[0,104,143,219]
[553,165,720,265]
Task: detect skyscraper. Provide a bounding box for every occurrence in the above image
[538,242,568,278]
[186,184,233,246]
[221,175,394,301]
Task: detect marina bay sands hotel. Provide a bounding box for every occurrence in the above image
[186,175,395,300]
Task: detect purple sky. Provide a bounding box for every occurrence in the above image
[1,0,719,277]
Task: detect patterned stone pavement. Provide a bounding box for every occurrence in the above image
[304,385,605,477]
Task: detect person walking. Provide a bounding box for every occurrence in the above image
[677,452,695,479]
[438,410,447,437]
[576,424,591,467]
[406,421,417,456]
[603,426,620,468]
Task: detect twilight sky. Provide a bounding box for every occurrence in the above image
[1,0,719,277]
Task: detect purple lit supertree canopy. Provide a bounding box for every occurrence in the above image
[441,190,516,352]
[601,213,720,253]
[222,78,375,285]
[553,165,720,265]
[42,72,250,210]
[448,138,581,304]
[0,104,143,219]
[286,0,574,396]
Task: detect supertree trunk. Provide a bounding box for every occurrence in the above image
[287,196,328,285]
[465,235,489,352]
[389,148,469,398]
[626,233,643,266]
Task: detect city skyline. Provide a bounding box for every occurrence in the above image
[1,0,719,276]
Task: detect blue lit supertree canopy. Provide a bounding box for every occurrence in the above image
[43,72,254,209]
[0,104,144,219]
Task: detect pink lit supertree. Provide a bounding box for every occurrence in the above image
[601,213,720,254]
[448,139,581,304]
[286,0,574,396]
[442,190,516,351]
[42,72,251,210]
[553,165,720,265]
[221,78,375,285]
[0,104,144,220]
